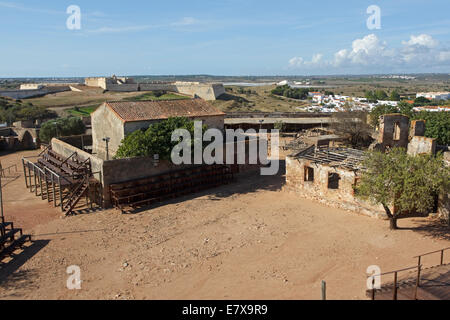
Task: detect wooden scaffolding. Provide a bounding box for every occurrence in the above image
[22,148,101,215]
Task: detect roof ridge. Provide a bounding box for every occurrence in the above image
[106,98,199,104]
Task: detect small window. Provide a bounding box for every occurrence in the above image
[328,172,340,189]
[393,122,401,141]
[304,166,314,182]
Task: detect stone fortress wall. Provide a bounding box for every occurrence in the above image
[85,76,226,100]
[1,76,225,101]
[0,86,72,99]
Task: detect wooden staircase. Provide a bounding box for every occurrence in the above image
[367,247,450,300]
[0,217,32,262]
[367,264,450,300]
[23,147,96,216]
[61,176,90,215]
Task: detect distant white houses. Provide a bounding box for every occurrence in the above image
[413,106,450,112]
[416,92,450,101]
[377,100,399,107]
[276,80,294,86]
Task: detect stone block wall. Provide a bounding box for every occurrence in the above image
[285,155,386,218]
[376,114,410,151]
[407,136,436,156]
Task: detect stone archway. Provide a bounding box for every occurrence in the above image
[20,130,34,150]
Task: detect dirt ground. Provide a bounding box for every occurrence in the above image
[0,150,448,300]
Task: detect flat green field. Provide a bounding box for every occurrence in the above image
[66,105,99,116]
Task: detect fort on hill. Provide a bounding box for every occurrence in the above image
[84,75,226,100]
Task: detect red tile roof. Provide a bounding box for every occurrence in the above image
[104,99,225,122]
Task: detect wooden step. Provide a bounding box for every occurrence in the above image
[0,234,31,260]
[0,228,22,244]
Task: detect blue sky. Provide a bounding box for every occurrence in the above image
[0,0,449,77]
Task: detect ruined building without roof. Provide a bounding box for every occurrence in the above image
[286,114,448,219]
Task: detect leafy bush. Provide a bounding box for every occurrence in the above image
[0,97,56,125]
[153,90,167,97]
[369,104,399,127]
[115,117,207,160]
[271,85,311,100]
[39,117,86,143]
[411,111,450,145]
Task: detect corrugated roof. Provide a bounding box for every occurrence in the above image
[295,146,365,170]
[105,99,225,122]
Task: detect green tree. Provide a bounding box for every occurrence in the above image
[412,111,450,145]
[397,101,414,119]
[0,97,56,125]
[115,117,208,160]
[375,89,388,101]
[389,90,401,101]
[364,90,377,102]
[414,96,430,106]
[39,117,86,143]
[356,148,449,230]
[113,129,149,158]
[369,104,399,127]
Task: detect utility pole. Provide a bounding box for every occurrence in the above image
[321,280,326,300]
[53,121,59,138]
[103,137,110,160]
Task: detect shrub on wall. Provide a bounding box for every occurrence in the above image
[115,117,208,160]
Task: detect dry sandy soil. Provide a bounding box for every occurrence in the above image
[0,150,448,300]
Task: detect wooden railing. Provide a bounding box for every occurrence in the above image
[369,265,422,300]
[414,247,450,268]
[369,246,450,300]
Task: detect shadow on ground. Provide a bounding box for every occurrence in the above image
[0,240,50,294]
[400,218,450,241]
[126,161,286,214]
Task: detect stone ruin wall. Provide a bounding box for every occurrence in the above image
[285,156,386,218]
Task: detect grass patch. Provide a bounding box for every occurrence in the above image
[124,92,190,101]
[67,105,99,116]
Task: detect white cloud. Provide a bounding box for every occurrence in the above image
[88,25,156,34]
[88,17,203,34]
[311,53,323,64]
[402,34,439,48]
[0,1,62,14]
[171,17,199,27]
[288,33,450,72]
[288,56,304,67]
[289,54,324,67]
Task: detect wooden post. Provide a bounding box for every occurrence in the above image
[393,272,398,300]
[371,278,376,300]
[28,164,33,192]
[321,280,326,300]
[22,159,28,188]
[39,170,44,199]
[34,166,38,196]
[52,174,56,207]
[441,250,444,265]
[414,265,421,300]
[58,177,63,212]
[29,164,33,193]
[45,168,50,202]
